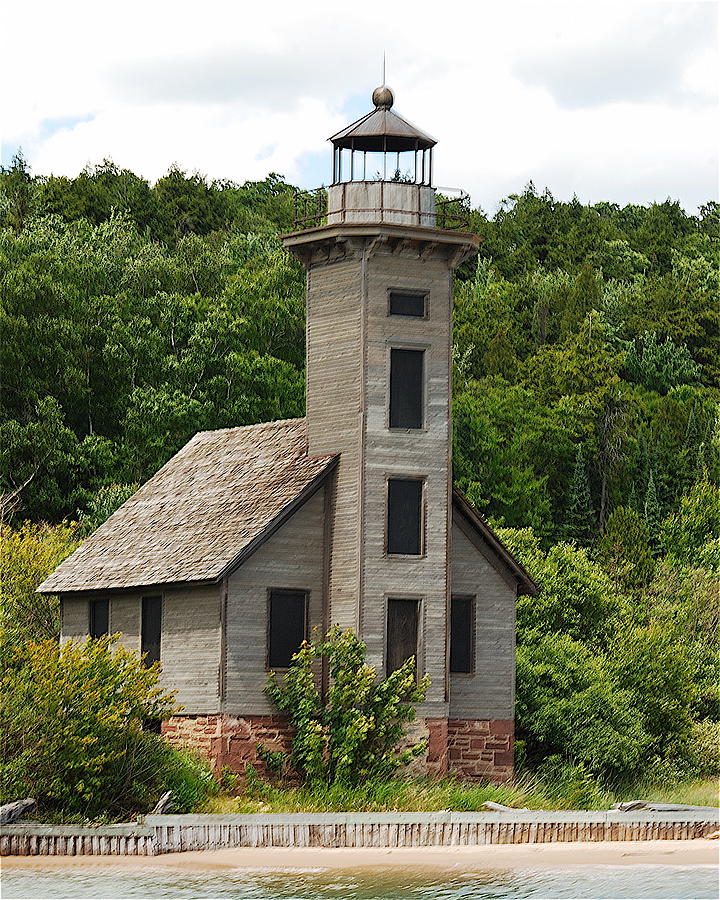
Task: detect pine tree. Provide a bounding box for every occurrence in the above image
[644,468,661,533]
[694,442,708,483]
[684,403,701,447]
[565,445,594,543]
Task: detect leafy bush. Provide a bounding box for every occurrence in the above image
[0,636,216,818]
[266,627,429,789]
[0,522,79,649]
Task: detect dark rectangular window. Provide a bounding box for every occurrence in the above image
[268,590,307,669]
[141,595,162,665]
[450,596,474,674]
[88,598,109,638]
[387,598,419,674]
[387,478,423,555]
[389,291,426,317]
[390,348,424,429]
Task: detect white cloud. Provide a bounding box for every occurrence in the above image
[2,0,717,213]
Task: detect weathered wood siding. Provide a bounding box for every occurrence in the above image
[161,585,222,713]
[60,586,222,714]
[361,249,453,716]
[110,595,142,653]
[59,596,89,641]
[449,517,517,719]
[60,592,142,652]
[305,258,363,633]
[225,487,326,714]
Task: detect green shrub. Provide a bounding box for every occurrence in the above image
[0,636,217,818]
[266,627,429,789]
[0,521,79,648]
[155,745,219,813]
[688,720,720,776]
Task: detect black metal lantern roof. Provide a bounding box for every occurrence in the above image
[329,86,437,152]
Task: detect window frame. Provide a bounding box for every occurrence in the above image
[88,597,110,639]
[385,594,424,677]
[387,289,428,319]
[449,594,476,676]
[388,346,426,431]
[266,587,310,671]
[385,476,426,557]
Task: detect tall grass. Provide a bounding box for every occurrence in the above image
[202,771,719,815]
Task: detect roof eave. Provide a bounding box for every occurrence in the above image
[217,454,339,581]
[452,487,538,596]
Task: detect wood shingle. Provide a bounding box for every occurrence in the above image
[37,418,336,594]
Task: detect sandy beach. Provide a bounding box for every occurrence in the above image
[2,839,717,872]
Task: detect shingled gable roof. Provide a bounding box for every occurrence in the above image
[452,487,538,596]
[38,418,337,594]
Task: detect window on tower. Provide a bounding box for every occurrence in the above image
[389,348,424,429]
[389,291,426,318]
[386,598,419,674]
[386,478,424,555]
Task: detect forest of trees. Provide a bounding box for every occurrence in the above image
[1,154,718,792]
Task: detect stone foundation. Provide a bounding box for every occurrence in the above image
[447,718,514,782]
[163,715,513,782]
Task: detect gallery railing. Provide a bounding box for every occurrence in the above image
[292,186,471,231]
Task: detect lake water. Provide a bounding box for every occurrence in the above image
[2,864,718,900]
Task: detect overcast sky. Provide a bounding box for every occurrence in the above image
[2,0,717,214]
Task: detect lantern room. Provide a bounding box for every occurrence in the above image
[326,84,438,227]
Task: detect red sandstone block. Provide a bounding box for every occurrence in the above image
[493,750,514,767]
[469,738,487,750]
[485,741,509,751]
[490,719,514,735]
[449,748,463,761]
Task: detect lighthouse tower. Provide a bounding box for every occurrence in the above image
[44,83,534,784]
[283,85,478,719]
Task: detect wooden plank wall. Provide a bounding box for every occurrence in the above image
[161,585,222,713]
[305,257,363,635]
[225,488,326,714]
[360,248,454,715]
[449,520,517,719]
[60,586,222,714]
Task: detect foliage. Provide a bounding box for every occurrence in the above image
[596,506,655,589]
[0,636,217,817]
[1,164,718,801]
[626,332,700,394]
[500,526,712,782]
[204,772,718,814]
[266,627,429,789]
[564,445,594,542]
[77,483,137,535]
[0,521,78,647]
[659,480,720,571]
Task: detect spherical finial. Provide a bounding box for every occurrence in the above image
[372,85,394,109]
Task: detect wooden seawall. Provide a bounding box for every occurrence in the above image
[2,810,718,856]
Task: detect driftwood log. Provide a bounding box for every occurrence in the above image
[151,791,173,814]
[0,799,37,825]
